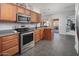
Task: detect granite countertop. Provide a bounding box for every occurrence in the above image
[36,27,52,29]
[0,27,52,37]
[33,27,52,31]
[0,30,18,37]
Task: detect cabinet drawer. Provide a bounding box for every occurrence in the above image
[2,34,18,42]
[2,38,18,51]
[2,45,19,56]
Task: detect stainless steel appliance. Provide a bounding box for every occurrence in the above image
[17,13,31,23]
[15,28,34,53]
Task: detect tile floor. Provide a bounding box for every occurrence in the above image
[20,32,77,56]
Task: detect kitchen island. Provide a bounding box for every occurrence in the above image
[34,27,53,43]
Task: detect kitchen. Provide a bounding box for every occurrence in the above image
[0,3,77,56]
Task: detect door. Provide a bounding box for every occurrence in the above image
[53,19,59,33]
[0,4,17,22]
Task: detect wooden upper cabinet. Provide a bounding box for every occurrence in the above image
[31,11,37,23]
[25,9,31,16]
[37,13,41,22]
[31,11,41,23]
[17,6,25,14]
[0,4,17,22]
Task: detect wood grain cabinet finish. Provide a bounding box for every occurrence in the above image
[0,4,17,22]
[0,37,2,56]
[31,12,38,23]
[31,11,41,23]
[44,29,52,40]
[25,9,31,16]
[40,29,44,40]
[0,33,19,56]
[34,29,44,43]
[2,38,18,51]
[34,29,41,42]
[17,6,25,14]
[0,3,41,22]
[37,14,41,22]
[2,46,19,56]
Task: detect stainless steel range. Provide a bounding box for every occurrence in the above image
[15,28,34,53]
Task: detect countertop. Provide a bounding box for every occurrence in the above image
[0,27,52,37]
[33,27,52,30]
[0,30,19,37]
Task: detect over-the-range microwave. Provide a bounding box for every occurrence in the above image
[16,13,31,23]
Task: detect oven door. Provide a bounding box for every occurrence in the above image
[21,32,34,53]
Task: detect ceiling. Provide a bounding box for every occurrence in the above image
[28,3,75,16]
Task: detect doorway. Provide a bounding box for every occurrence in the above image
[53,19,59,33]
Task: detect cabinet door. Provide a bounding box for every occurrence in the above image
[2,33,19,56]
[44,29,52,40]
[25,9,31,16]
[40,29,44,40]
[37,14,41,22]
[2,38,19,51]
[31,12,38,23]
[2,45,19,56]
[35,29,41,42]
[0,37,2,56]
[17,6,25,14]
[0,4,17,22]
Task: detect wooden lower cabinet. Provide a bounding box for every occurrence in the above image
[0,33,19,56]
[44,29,52,40]
[40,29,44,40]
[34,29,41,42]
[2,38,18,51]
[34,28,52,42]
[0,37,2,56]
[2,45,19,56]
[34,28,52,43]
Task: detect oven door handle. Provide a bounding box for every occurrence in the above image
[21,32,33,35]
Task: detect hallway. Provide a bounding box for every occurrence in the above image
[20,32,77,56]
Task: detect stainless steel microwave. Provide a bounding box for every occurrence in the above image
[16,13,31,23]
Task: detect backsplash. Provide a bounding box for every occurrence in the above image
[0,23,36,31]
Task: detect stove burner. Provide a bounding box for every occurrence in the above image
[15,28,33,33]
